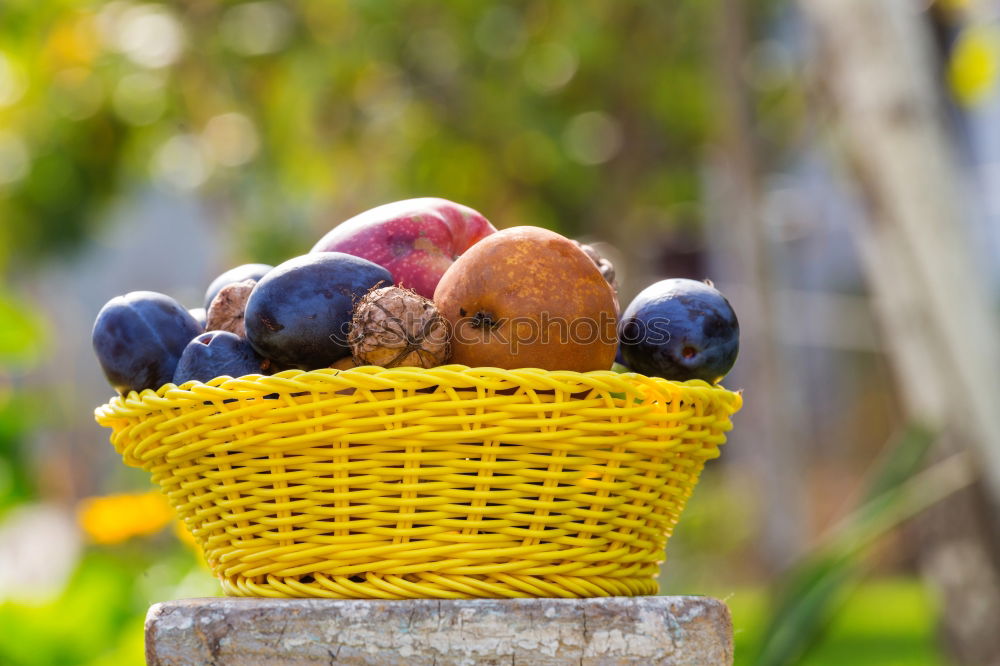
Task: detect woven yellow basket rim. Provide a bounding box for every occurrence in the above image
[96,364,741,599]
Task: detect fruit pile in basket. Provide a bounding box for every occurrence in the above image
[92,198,739,394]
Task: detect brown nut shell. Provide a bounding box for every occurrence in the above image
[350,286,451,368]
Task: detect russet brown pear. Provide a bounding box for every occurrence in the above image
[433,226,618,371]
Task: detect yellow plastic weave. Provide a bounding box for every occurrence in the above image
[95,364,741,599]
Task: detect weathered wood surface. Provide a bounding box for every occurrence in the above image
[145,596,733,665]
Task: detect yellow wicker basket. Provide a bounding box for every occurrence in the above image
[95,364,741,599]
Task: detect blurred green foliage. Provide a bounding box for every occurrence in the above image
[0,289,47,368]
[0,539,214,666]
[729,579,945,666]
[0,285,47,511]
[0,0,716,270]
[0,393,42,511]
[751,424,939,665]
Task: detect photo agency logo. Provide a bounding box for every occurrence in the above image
[333,311,672,355]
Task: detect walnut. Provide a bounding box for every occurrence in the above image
[349,286,451,368]
[206,279,255,337]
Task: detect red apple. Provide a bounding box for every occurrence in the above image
[311,198,497,299]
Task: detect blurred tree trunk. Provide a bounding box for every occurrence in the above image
[707,0,807,571]
[800,0,1000,663]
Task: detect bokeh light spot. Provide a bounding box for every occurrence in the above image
[112,71,166,126]
[563,111,624,165]
[114,5,185,69]
[152,134,209,189]
[0,53,27,108]
[202,112,259,167]
[221,1,294,56]
[524,43,577,93]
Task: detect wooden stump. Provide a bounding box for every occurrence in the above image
[145,596,733,665]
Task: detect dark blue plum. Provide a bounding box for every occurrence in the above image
[244,252,392,369]
[618,279,739,384]
[173,331,266,385]
[92,291,203,395]
[188,307,207,331]
[204,263,273,310]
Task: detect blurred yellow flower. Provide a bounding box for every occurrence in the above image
[949,26,1000,106]
[45,15,100,68]
[76,491,174,545]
